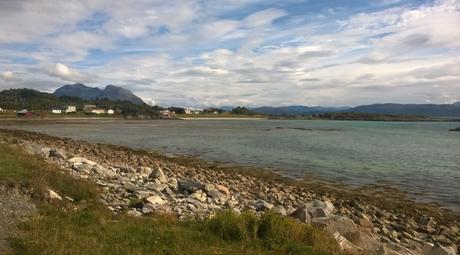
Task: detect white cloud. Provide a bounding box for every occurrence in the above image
[242,8,287,27]
[0,71,19,81]
[1,0,460,107]
[42,63,97,83]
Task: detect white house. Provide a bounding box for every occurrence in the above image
[51,109,62,114]
[107,109,114,115]
[66,105,76,113]
[185,108,193,115]
[91,109,106,114]
[185,107,201,115]
[161,110,172,118]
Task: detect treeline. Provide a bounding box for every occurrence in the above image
[311,112,433,121]
[0,89,162,118]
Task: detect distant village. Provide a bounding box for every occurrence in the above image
[0,105,117,118]
[160,107,222,118]
[0,105,231,119]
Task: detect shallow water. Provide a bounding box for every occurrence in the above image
[4,119,460,209]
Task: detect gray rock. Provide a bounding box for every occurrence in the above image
[149,166,167,183]
[313,216,380,253]
[254,200,274,211]
[178,179,204,193]
[376,245,402,255]
[72,163,94,174]
[427,243,457,255]
[138,166,153,176]
[141,203,155,214]
[291,206,312,223]
[290,199,335,222]
[26,144,51,157]
[205,188,228,204]
[333,232,362,253]
[272,205,287,216]
[145,195,166,206]
[146,183,168,192]
[47,188,62,200]
[92,164,116,177]
[68,157,96,165]
[168,178,178,190]
[307,199,335,217]
[124,182,141,192]
[190,190,207,203]
[49,149,66,160]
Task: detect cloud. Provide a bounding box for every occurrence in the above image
[242,8,287,27]
[1,0,460,107]
[0,71,20,81]
[42,63,97,83]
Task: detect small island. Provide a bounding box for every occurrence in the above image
[449,127,460,131]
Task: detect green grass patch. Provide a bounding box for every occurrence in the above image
[0,133,340,255]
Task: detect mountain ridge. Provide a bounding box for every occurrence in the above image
[252,103,460,117]
[54,83,144,105]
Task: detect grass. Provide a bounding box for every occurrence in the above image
[0,133,340,255]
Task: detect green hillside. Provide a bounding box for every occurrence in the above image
[0,89,161,118]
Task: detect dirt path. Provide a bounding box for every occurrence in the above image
[0,186,36,254]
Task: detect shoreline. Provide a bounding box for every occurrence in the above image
[177,117,267,120]
[0,128,459,254]
[1,119,459,212]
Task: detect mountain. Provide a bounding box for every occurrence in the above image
[98,85,144,105]
[54,84,144,105]
[251,103,460,117]
[252,106,350,115]
[349,103,460,117]
[54,83,101,100]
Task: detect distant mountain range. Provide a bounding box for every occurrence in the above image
[54,83,144,105]
[252,103,460,117]
[252,106,351,116]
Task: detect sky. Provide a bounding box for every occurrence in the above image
[0,0,459,107]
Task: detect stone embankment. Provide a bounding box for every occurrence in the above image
[17,135,459,255]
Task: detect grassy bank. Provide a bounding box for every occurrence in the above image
[0,134,339,255]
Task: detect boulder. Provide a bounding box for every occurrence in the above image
[68,157,96,165]
[313,216,380,253]
[254,200,274,211]
[49,149,66,160]
[215,184,231,197]
[206,189,228,204]
[26,144,51,157]
[333,232,362,253]
[138,166,153,176]
[168,178,178,190]
[312,216,359,237]
[47,188,62,201]
[145,195,167,206]
[427,243,457,255]
[124,182,141,193]
[272,205,287,216]
[290,199,335,222]
[376,245,404,255]
[150,183,169,192]
[190,190,207,203]
[290,206,312,223]
[72,163,94,174]
[308,199,335,217]
[92,164,116,177]
[178,179,204,193]
[149,166,167,183]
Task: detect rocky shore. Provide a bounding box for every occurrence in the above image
[4,130,458,255]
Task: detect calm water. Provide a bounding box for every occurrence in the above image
[3,120,460,209]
